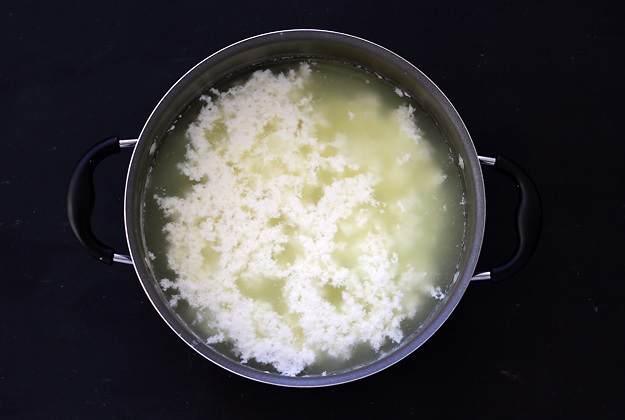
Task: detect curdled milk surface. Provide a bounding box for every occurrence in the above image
[143,61,467,376]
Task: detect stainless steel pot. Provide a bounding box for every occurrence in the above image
[68,29,541,387]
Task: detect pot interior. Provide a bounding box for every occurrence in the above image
[124,30,485,386]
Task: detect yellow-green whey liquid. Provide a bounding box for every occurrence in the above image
[142,60,467,376]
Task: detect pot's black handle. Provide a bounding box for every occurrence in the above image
[67,136,134,265]
[473,155,542,282]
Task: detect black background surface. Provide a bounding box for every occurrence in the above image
[2,1,624,418]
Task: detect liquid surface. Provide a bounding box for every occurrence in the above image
[142,60,467,376]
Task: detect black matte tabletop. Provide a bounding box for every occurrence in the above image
[2,1,623,418]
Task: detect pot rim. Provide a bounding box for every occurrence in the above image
[123,29,485,387]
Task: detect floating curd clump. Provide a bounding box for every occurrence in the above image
[146,61,466,376]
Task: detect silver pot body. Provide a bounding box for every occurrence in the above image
[123,29,486,386]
